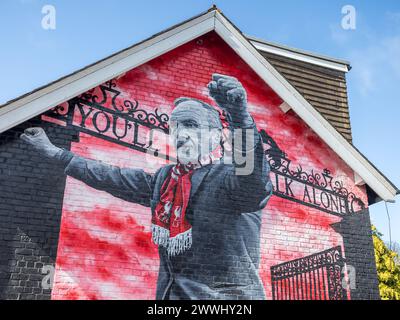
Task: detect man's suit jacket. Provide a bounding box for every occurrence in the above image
[60,125,273,300]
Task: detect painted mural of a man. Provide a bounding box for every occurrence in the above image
[21,74,273,300]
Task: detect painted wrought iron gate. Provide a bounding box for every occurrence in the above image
[270,246,347,300]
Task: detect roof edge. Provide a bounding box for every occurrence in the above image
[0,7,216,109]
[247,35,351,73]
[0,5,397,202]
[0,9,216,128]
[349,141,399,196]
[213,9,397,201]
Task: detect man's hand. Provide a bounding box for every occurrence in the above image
[20,127,62,159]
[207,74,251,127]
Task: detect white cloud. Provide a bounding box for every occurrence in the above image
[382,36,400,75]
[329,23,352,45]
[349,35,400,96]
[338,10,400,96]
[386,11,400,25]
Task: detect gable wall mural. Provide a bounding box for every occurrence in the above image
[0,31,379,300]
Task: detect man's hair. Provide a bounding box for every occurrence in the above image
[173,97,222,129]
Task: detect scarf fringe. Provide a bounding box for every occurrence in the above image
[151,224,192,256]
[168,228,192,256]
[151,224,170,247]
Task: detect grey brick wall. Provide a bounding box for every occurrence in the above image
[0,118,75,299]
[332,209,381,300]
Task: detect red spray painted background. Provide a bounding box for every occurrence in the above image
[47,31,368,299]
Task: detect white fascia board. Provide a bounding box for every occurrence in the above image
[0,11,215,134]
[251,40,349,73]
[213,12,397,202]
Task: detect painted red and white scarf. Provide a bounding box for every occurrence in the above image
[151,147,224,256]
[151,108,229,256]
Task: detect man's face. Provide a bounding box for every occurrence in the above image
[170,101,221,165]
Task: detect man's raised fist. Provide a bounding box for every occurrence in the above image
[20,127,62,159]
[207,73,253,128]
[208,73,247,114]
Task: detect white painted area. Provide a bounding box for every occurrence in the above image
[279,101,291,113]
[354,172,366,186]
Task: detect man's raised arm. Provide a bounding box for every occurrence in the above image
[208,74,273,210]
[20,127,154,207]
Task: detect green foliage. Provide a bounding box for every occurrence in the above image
[372,225,400,300]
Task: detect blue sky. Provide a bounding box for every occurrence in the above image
[0,0,399,244]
